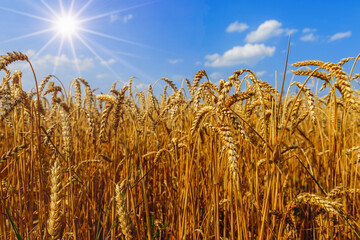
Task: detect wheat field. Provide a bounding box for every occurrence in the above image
[0,51,360,239]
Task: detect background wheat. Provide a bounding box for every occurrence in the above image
[0,51,360,239]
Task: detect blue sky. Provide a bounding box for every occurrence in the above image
[0,0,359,92]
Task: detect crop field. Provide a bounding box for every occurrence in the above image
[0,51,360,239]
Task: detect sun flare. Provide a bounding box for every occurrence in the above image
[54,15,79,37]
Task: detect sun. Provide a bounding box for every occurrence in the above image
[54,14,79,37]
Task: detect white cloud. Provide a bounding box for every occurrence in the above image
[19,50,95,71]
[6,50,96,89]
[302,28,316,33]
[329,31,351,42]
[226,21,249,33]
[204,43,275,67]
[300,33,317,42]
[195,61,202,66]
[168,59,183,64]
[245,20,296,43]
[110,14,119,23]
[123,14,133,23]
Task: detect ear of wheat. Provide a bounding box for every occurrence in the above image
[47,156,64,239]
[115,180,134,240]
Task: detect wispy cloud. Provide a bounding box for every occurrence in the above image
[135,83,148,91]
[329,31,351,42]
[226,21,249,33]
[245,20,296,43]
[168,58,183,64]
[210,72,225,80]
[96,73,108,79]
[300,28,317,42]
[302,28,316,33]
[256,70,267,77]
[101,58,116,65]
[300,33,317,42]
[110,13,133,23]
[123,14,133,23]
[171,74,186,83]
[204,43,275,67]
[110,14,119,23]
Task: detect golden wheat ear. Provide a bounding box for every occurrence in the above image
[0,51,29,71]
[115,180,135,240]
[47,156,64,240]
[0,144,28,162]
